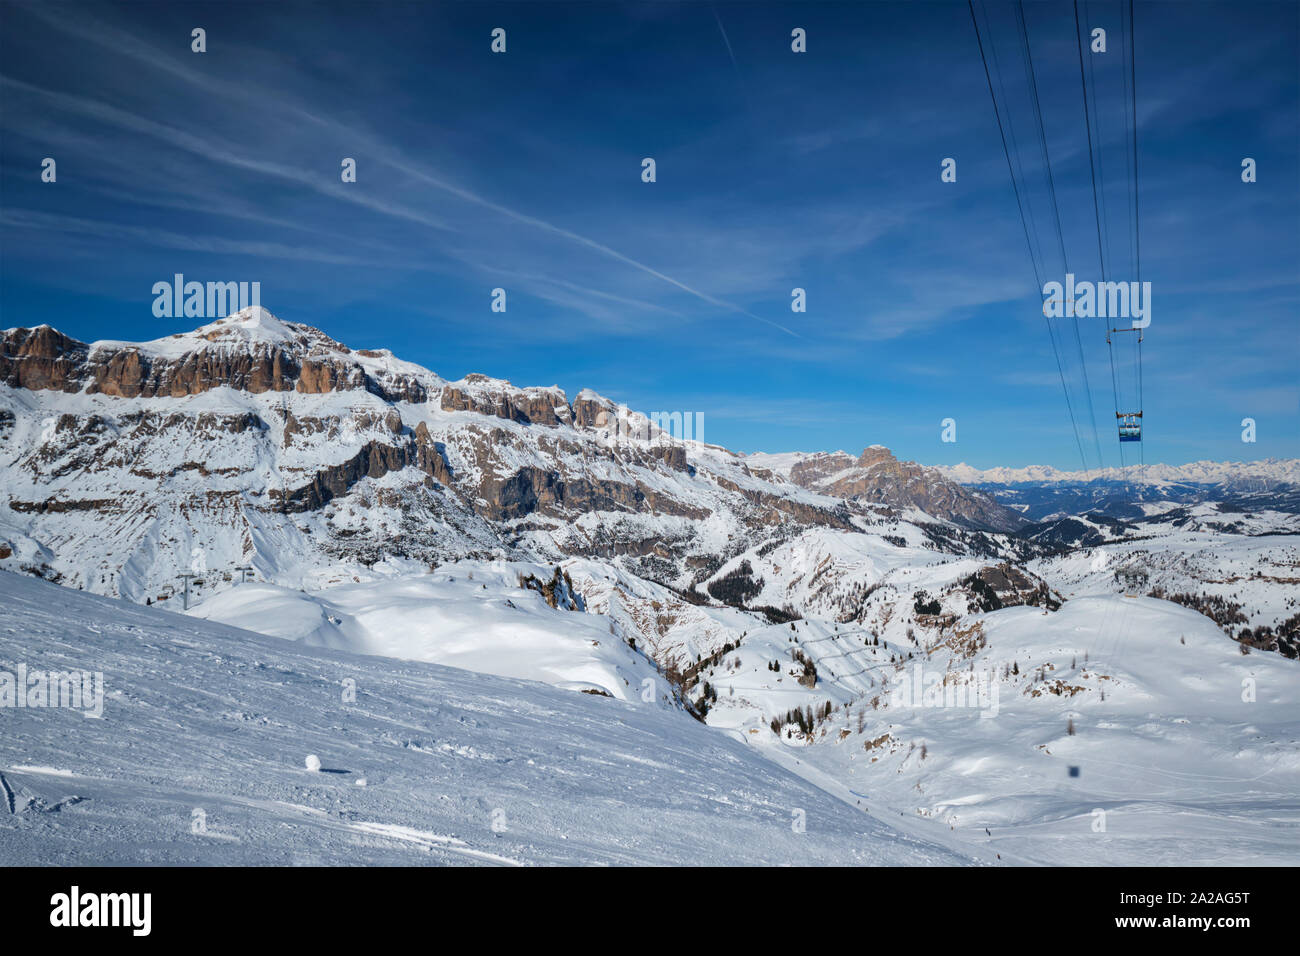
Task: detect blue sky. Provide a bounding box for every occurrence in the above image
[1,0,1296,469]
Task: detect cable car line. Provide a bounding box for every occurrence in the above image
[1129,0,1145,467]
[969,0,1093,479]
[1104,0,1146,479]
[1075,0,1128,477]
[1074,1,1107,293]
[984,2,1050,288]
[1015,0,1106,473]
[1083,0,1114,279]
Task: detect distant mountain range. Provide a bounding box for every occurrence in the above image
[926,458,1300,521]
[935,459,1300,487]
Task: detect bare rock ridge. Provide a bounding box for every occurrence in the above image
[441,374,572,426]
[5,312,640,436]
[1,310,434,403]
[786,448,1026,531]
[0,308,1022,599]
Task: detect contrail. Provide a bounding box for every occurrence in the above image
[13,5,798,338]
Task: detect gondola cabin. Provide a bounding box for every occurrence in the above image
[1117,411,1142,442]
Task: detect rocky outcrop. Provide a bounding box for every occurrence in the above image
[571,390,616,429]
[275,440,414,511]
[440,375,571,427]
[649,444,689,472]
[788,447,1027,531]
[1,325,89,391]
[277,419,455,511]
[413,422,455,486]
[1,312,435,402]
[789,451,858,489]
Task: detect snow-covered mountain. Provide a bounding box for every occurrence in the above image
[0,307,1019,608]
[3,307,1295,667]
[695,586,1300,865]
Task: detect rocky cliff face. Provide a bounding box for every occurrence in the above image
[440,374,572,426]
[0,325,89,392]
[786,447,1027,532]
[0,308,1022,604]
[1,311,436,402]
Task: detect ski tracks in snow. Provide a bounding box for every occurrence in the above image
[3,764,523,865]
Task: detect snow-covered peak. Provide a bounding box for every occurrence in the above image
[574,387,614,405]
[88,306,312,359]
[201,305,297,345]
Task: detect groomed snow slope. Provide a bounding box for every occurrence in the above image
[0,571,970,866]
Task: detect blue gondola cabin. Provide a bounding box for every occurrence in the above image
[1117,411,1142,442]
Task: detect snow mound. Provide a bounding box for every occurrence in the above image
[187,561,667,705]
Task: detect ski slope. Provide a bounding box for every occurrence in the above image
[177,552,1300,866]
[0,571,969,865]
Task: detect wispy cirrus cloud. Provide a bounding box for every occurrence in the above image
[1,1,1294,468]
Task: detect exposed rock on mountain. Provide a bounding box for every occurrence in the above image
[1,309,438,402]
[780,447,1027,532]
[440,374,571,426]
[0,308,1029,612]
